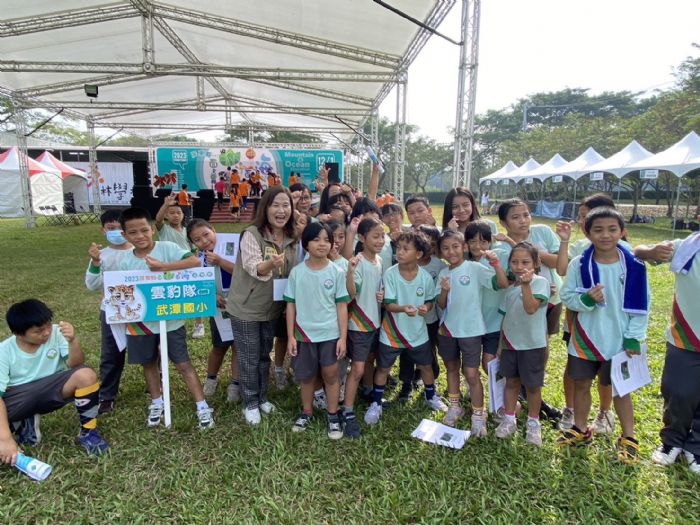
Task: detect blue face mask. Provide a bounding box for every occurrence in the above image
[105,230,127,245]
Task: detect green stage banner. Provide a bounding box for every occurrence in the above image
[154,147,343,192]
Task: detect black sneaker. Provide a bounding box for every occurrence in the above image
[327,413,343,440]
[292,413,312,432]
[398,386,412,404]
[540,400,562,423]
[343,414,361,438]
[98,400,115,415]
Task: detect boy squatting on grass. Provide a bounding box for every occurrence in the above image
[558,207,649,464]
[118,207,214,430]
[0,299,109,466]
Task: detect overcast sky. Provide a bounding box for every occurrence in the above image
[380,0,700,143]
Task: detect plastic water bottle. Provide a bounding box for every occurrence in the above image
[15,452,52,482]
[365,146,385,173]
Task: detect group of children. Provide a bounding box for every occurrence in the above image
[1,188,698,476]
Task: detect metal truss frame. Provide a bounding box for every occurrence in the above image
[452,0,480,188]
[393,75,407,203]
[1,1,458,207]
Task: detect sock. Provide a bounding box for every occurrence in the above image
[448,393,460,407]
[505,412,516,423]
[275,366,285,374]
[151,396,164,407]
[343,406,355,419]
[472,406,484,416]
[372,384,385,405]
[74,382,100,432]
[400,381,412,394]
[303,407,313,416]
[207,374,218,380]
[424,384,436,401]
[314,388,325,398]
[528,415,540,423]
[195,400,209,411]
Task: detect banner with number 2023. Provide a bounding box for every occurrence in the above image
[103,268,217,324]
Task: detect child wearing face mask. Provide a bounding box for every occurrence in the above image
[84,210,133,415]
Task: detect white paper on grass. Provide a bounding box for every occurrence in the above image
[273,279,289,301]
[411,419,470,450]
[611,345,651,398]
[213,310,234,342]
[487,357,506,413]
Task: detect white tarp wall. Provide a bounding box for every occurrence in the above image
[30,172,64,214]
[63,174,90,212]
[69,162,134,206]
[0,167,23,217]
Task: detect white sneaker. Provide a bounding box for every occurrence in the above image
[683,450,700,474]
[364,402,382,426]
[525,419,542,447]
[426,395,449,413]
[243,407,261,425]
[313,391,327,411]
[259,401,276,415]
[592,409,615,435]
[196,407,215,430]
[495,418,517,439]
[227,382,241,403]
[652,444,683,466]
[203,377,218,397]
[558,407,574,431]
[192,323,205,339]
[147,403,164,427]
[443,405,464,427]
[471,412,488,438]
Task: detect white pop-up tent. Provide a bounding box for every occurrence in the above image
[36,151,90,212]
[544,147,606,181]
[508,157,542,183]
[627,131,700,178]
[480,160,519,185]
[0,147,63,217]
[582,140,653,179]
[523,154,568,182]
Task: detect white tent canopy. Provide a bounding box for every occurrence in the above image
[36,151,90,212]
[523,154,568,182]
[480,160,519,184]
[544,147,606,181]
[0,1,454,142]
[508,158,542,183]
[0,147,63,217]
[627,131,700,178]
[582,140,653,179]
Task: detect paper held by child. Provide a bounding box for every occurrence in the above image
[411,419,470,450]
[273,278,288,301]
[487,358,506,414]
[611,346,652,398]
[213,310,233,342]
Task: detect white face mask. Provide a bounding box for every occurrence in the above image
[105,230,127,245]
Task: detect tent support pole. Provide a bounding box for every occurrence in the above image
[672,177,682,238]
[12,103,35,228]
[87,119,102,214]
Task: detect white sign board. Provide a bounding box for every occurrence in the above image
[70,161,134,205]
[553,175,563,183]
[590,172,604,181]
[642,169,659,180]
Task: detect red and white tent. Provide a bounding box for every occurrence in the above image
[36,151,90,212]
[0,147,63,217]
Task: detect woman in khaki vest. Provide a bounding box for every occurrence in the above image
[226,186,298,425]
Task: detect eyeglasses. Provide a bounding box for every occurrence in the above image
[299,195,311,202]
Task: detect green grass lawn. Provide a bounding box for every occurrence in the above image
[0,214,697,524]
